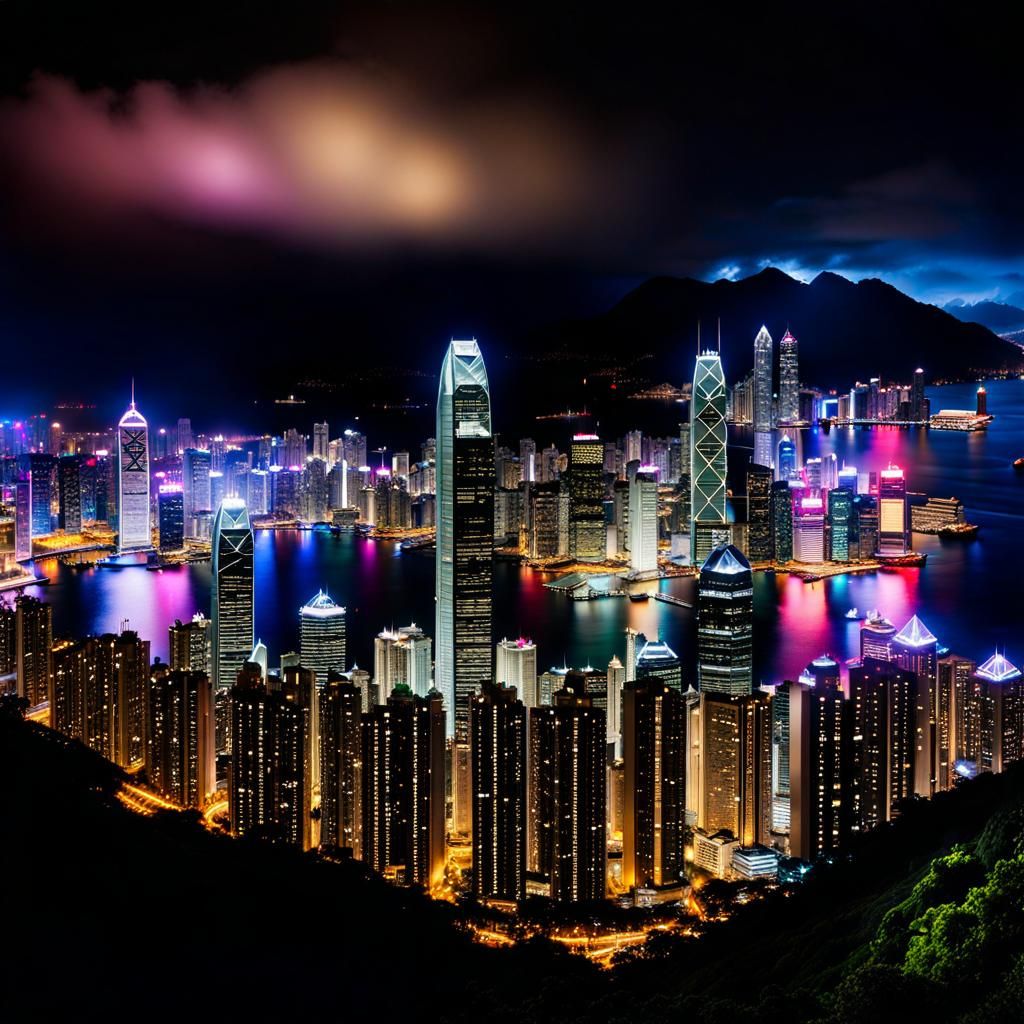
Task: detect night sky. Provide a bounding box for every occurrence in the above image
[0,3,1020,418]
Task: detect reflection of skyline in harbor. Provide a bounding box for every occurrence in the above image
[22,380,1024,688]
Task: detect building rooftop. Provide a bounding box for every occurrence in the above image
[976,652,1022,683]
[895,615,938,648]
[301,589,346,617]
[701,543,751,576]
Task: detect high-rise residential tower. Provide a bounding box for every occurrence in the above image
[211,499,254,694]
[746,464,773,562]
[569,433,606,561]
[753,325,774,467]
[778,329,800,424]
[697,543,754,697]
[690,350,728,562]
[496,637,538,707]
[435,339,494,740]
[116,388,151,552]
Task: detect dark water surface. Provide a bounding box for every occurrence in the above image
[24,381,1024,684]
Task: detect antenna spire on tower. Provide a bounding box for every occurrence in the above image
[717,317,721,352]
[131,377,135,408]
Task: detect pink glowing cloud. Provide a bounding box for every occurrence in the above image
[0,65,644,252]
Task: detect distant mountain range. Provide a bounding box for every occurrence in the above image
[531,268,1023,387]
[943,298,1024,334]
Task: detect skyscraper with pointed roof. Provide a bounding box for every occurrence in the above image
[435,339,494,740]
[299,590,347,684]
[753,325,774,467]
[690,349,728,562]
[958,652,1023,775]
[892,614,939,795]
[116,385,151,552]
[697,543,754,697]
[211,499,254,696]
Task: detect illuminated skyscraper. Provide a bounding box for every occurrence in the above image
[622,677,687,890]
[861,611,897,662]
[312,422,329,462]
[828,487,853,562]
[956,653,1023,775]
[878,465,909,556]
[892,615,939,796]
[182,448,212,536]
[628,465,659,574]
[635,638,683,692]
[496,637,538,707]
[176,418,193,456]
[697,544,753,697]
[753,325,774,467]
[690,351,728,562]
[299,590,347,684]
[770,480,793,561]
[15,594,52,709]
[58,454,83,533]
[146,663,215,809]
[157,483,185,552]
[528,682,606,902]
[169,613,211,675]
[211,499,254,695]
[569,433,606,561]
[361,686,446,887]
[778,329,800,424]
[435,339,493,740]
[793,496,825,563]
[319,674,363,855]
[471,680,527,902]
[51,630,149,770]
[746,464,773,561]
[116,388,151,552]
[374,623,432,701]
[790,656,848,861]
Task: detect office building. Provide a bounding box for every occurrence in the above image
[691,350,728,562]
[51,630,149,770]
[361,687,446,887]
[182,448,212,536]
[299,590,347,684]
[169,614,211,675]
[828,487,853,562]
[157,483,185,552]
[957,653,1023,775]
[861,612,897,662]
[319,675,364,855]
[622,678,687,890]
[778,329,800,424]
[746,464,773,561]
[878,465,909,556]
[753,325,774,466]
[628,466,659,574]
[770,480,793,561]
[528,682,607,902]
[936,654,975,791]
[146,664,215,809]
[471,680,527,902]
[211,499,254,697]
[57,454,82,533]
[435,339,494,741]
[496,637,538,707]
[116,389,152,552]
[697,543,753,697]
[793,496,825,563]
[892,615,939,796]
[568,434,606,561]
[635,638,683,692]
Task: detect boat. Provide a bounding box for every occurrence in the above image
[628,592,650,602]
[845,608,863,620]
[939,522,979,539]
[1014,457,1024,471]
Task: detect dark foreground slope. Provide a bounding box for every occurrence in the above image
[2,707,1023,1022]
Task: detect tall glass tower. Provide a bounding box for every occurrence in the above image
[778,329,800,424]
[116,388,152,552]
[753,325,774,468]
[690,350,728,562]
[697,543,753,696]
[436,339,494,740]
[299,590,347,684]
[211,499,254,693]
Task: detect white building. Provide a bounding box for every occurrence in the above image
[374,623,432,701]
[496,637,538,706]
[628,466,660,575]
[116,388,152,552]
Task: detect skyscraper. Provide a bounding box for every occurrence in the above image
[528,682,606,902]
[753,325,774,467]
[146,663,215,809]
[211,499,254,695]
[878,465,909,556]
[116,388,151,552]
[697,544,753,696]
[828,487,853,562]
[622,677,687,890]
[746,464,773,561]
[957,653,1023,775]
[182,448,212,536]
[893,615,939,796]
[57,454,82,533]
[435,339,494,740]
[470,680,527,902]
[690,350,728,562]
[793,496,826,563]
[312,422,329,462]
[361,686,446,888]
[157,483,185,552]
[169,613,211,675]
[15,594,52,709]
[628,466,659,574]
[569,433,606,561]
[319,674,363,855]
[770,480,794,561]
[374,624,433,701]
[299,590,347,684]
[778,329,800,424]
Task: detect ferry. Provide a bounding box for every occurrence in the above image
[1014,457,1024,471]
[628,591,650,603]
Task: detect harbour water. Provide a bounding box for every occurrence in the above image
[19,381,1024,685]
